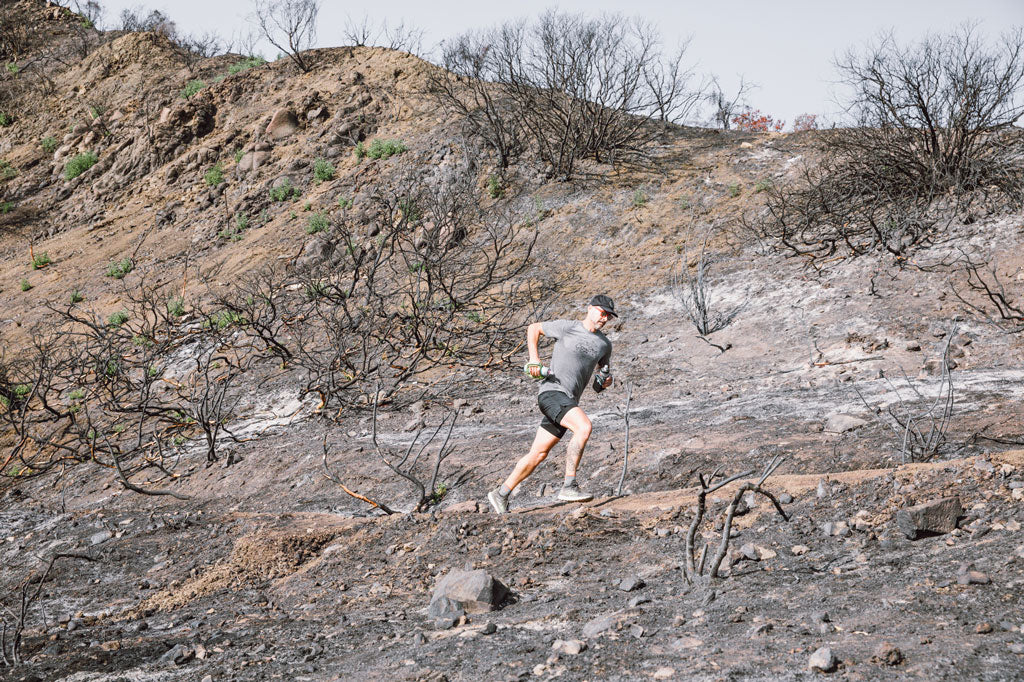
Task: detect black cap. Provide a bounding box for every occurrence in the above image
[589,294,617,317]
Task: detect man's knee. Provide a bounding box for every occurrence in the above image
[562,409,592,440]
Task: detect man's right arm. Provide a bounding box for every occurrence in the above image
[525,322,548,377]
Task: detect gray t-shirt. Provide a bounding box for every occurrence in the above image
[538,319,612,402]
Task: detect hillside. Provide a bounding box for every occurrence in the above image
[2,3,1024,680]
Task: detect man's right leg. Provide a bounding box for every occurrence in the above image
[556,407,594,502]
[488,428,560,513]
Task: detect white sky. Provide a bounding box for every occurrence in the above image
[93,0,1023,129]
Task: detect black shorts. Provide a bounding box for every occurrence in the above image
[538,391,578,438]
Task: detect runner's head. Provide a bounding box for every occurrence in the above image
[586,294,617,329]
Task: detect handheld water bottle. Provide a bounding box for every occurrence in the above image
[593,365,611,392]
[523,362,549,379]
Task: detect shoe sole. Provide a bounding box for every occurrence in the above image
[487,491,507,514]
[557,492,594,502]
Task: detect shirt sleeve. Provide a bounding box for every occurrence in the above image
[541,319,571,339]
[599,337,611,370]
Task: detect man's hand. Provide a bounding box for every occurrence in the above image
[600,373,613,389]
[527,362,544,378]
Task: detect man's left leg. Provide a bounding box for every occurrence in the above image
[557,407,594,502]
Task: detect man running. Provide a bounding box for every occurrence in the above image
[488,295,616,514]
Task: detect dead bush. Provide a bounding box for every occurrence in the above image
[754,25,1024,261]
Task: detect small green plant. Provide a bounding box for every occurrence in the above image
[289,210,297,220]
[679,196,691,210]
[429,482,449,504]
[204,310,245,330]
[70,289,84,303]
[167,296,185,317]
[728,183,742,198]
[132,334,153,348]
[227,56,266,75]
[219,213,249,241]
[269,179,300,202]
[204,163,224,186]
[233,148,244,163]
[754,179,772,193]
[306,212,329,234]
[105,257,133,279]
[12,384,31,398]
[19,278,30,292]
[366,139,407,160]
[337,196,353,209]
[31,252,51,269]
[1,160,17,179]
[303,201,311,212]
[64,152,97,180]
[40,136,57,153]
[173,435,186,446]
[1,201,13,213]
[486,175,503,199]
[5,62,18,75]
[398,198,421,224]
[354,141,366,161]
[465,311,482,323]
[408,261,424,273]
[68,388,85,401]
[0,112,11,127]
[180,79,205,99]
[632,188,648,208]
[107,310,128,327]
[112,423,126,434]
[313,157,335,182]
[304,280,328,300]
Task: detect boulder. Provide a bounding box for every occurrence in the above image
[266,108,300,139]
[446,500,479,514]
[295,236,335,269]
[237,151,270,172]
[895,496,962,540]
[824,413,867,433]
[430,569,509,614]
[808,646,837,672]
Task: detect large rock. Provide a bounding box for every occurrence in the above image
[430,569,508,614]
[808,646,837,672]
[896,496,962,540]
[266,109,300,139]
[237,150,271,172]
[824,413,867,433]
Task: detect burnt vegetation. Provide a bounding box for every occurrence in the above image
[752,25,1024,262]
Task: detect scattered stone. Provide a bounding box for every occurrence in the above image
[628,595,650,608]
[791,544,810,556]
[780,493,794,504]
[872,642,903,666]
[739,543,776,561]
[808,646,838,672]
[552,639,586,655]
[629,624,645,638]
[824,413,866,433]
[618,575,645,592]
[582,611,630,639]
[89,530,112,545]
[446,500,478,514]
[653,668,675,680]
[159,643,194,665]
[265,108,300,138]
[896,496,962,540]
[430,569,509,614]
[403,417,425,432]
[823,521,850,538]
[976,622,993,634]
[905,341,921,351]
[957,570,991,585]
[100,640,120,651]
[201,676,213,682]
[559,560,577,576]
[413,632,427,645]
[1009,643,1024,655]
[816,479,829,499]
[748,623,773,637]
[481,622,497,635]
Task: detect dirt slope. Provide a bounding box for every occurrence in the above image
[2,4,1024,680]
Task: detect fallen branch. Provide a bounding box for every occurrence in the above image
[616,381,633,496]
[321,435,396,515]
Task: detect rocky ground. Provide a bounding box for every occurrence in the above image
[3,3,1024,680]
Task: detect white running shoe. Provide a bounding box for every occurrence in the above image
[487,489,509,514]
[557,484,593,502]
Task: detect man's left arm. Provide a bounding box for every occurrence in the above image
[593,345,612,392]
